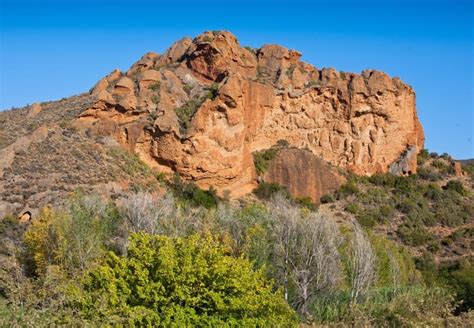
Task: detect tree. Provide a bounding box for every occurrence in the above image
[24,193,114,276]
[270,194,342,316]
[348,221,377,304]
[120,192,176,235]
[71,233,298,327]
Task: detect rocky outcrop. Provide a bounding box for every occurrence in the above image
[453,161,463,177]
[74,31,424,198]
[389,146,418,175]
[26,103,42,119]
[263,148,345,203]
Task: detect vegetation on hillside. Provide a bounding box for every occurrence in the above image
[0,149,473,326]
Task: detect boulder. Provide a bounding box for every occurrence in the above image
[263,148,345,204]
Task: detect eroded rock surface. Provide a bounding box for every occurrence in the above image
[74,31,425,198]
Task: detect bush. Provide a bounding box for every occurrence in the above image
[397,224,433,246]
[71,233,298,326]
[368,173,397,188]
[23,193,117,276]
[253,148,279,176]
[432,159,452,175]
[205,82,219,100]
[175,84,220,132]
[417,149,430,164]
[444,180,466,196]
[169,175,219,208]
[253,182,288,200]
[417,166,441,181]
[320,193,335,204]
[335,181,360,199]
[295,196,316,210]
[175,99,202,131]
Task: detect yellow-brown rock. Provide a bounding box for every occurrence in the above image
[76,31,425,199]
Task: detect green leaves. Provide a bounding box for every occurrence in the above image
[74,233,298,327]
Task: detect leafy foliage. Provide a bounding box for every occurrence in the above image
[175,83,220,132]
[71,233,298,326]
[253,148,279,176]
[24,193,118,276]
[169,174,220,208]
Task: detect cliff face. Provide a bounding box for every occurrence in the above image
[74,31,424,198]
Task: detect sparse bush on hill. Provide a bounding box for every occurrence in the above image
[175,83,220,132]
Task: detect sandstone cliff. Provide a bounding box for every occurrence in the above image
[74,31,424,200]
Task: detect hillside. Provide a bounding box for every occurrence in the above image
[0,31,472,326]
[1,30,426,218]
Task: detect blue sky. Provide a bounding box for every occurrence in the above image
[1,0,473,158]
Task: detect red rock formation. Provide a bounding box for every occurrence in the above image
[263,148,345,203]
[74,31,425,198]
[454,161,463,177]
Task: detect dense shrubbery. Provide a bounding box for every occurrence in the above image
[335,168,473,237]
[71,233,297,326]
[322,150,474,322]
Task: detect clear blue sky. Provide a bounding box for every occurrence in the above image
[1,0,473,158]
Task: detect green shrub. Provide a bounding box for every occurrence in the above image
[356,212,377,228]
[335,181,360,199]
[148,81,161,91]
[183,83,193,95]
[444,180,466,196]
[417,254,474,314]
[344,203,360,214]
[169,175,219,208]
[432,159,451,175]
[175,85,219,131]
[462,163,474,180]
[23,194,118,276]
[397,224,433,246]
[107,148,151,178]
[423,183,443,201]
[368,173,397,188]
[151,94,160,104]
[253,148,279,176]
[311,286,457,326]
[417,166,442,181]
[175,99,202,131]
[71,233,298,326]
[417,149,430,165]
[320,193,335,204]
[205,82,219,100]
[295,196,316,210]
[254,182,288,200]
